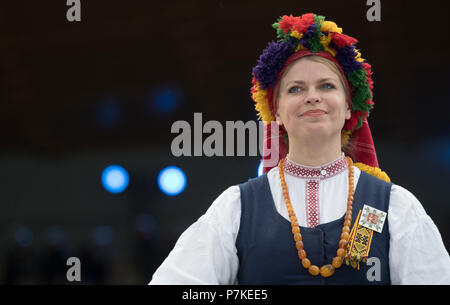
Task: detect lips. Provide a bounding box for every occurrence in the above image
[301,109,327,117]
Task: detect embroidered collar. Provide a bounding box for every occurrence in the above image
[284,153,348,180]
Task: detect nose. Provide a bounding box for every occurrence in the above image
[305,94,320,104]
[304,87,321,104]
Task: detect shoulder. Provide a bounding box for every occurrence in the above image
[389,183,427,218]
[200,185,242,234]
[214,185,241,202]
[387,183,433,240]
[237,173,269,189]
[205,185,241,218]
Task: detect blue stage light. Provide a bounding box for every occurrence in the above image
[153,88,180,113]
[102,165,129,194]
[158,166,186,196]
[257,160,263,176]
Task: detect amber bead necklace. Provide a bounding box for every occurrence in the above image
[278,156,354,278]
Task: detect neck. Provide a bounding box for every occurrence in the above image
[287,134,342,167]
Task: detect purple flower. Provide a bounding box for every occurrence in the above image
[329,42,362,75]
[252,39,296,89]
[299,24,319,52]
[302,24,318,39]
[299,37,310,49]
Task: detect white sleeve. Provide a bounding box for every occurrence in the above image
[148,185,241,285]
[388,184,450,284]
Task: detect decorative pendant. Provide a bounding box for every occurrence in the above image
[359,204,387,233]
[345,204,387,269]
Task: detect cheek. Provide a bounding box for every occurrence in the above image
[329,98,349,120]
[276,97,292,120]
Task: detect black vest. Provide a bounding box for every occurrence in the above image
[236,171,392,284]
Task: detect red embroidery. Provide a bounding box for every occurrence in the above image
[367,213,379,224]
[284,154,348,179]
[306,180,320,228]
[283,154,349,227]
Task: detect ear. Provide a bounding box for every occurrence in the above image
[275,111,283,126]
[345,106,351,120]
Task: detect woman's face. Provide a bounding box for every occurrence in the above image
[275,58,351,142]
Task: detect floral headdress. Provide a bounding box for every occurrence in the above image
[251,13,390,181]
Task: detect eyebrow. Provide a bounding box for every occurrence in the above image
[285,78,337,86]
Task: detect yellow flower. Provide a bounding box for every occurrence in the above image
[341,130,352,147]
[354,48,364,62]
[318,33,336,56]
[290,30,303,40]
[295,44,307,52]
[320,21,343,34]
[319,34,336,56]
[354,162,391,183]
[320,34,331,47]
[252,83,274,123]
[324,46,336,57]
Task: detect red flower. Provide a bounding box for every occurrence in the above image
[301,13,315,25]
[278,15,301,34]
[330,32,358,48]
[362,63,374,91]
[344,110,364,131]
[292,20,308,33]
[250,77,258,94]
[292,13,315,34]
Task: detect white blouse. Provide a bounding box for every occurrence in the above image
[149,154,450,285]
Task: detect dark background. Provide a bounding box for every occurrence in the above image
[1,0,449,284]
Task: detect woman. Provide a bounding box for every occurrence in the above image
[149,13,450,284]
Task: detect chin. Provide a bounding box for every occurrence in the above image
[303,126,343,140]
[288,122,340,137]
[303,124,329,134]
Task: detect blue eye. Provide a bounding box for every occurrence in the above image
[322,83,335,89]
[288,86,301,93]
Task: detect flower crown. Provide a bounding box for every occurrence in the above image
[250,13,374,132]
